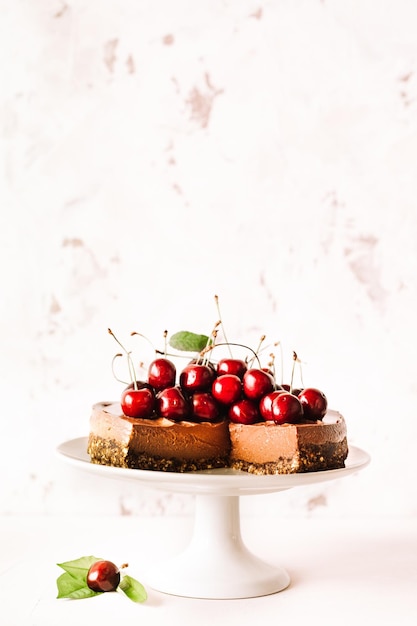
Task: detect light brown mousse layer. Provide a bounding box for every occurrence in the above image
[229,410,348,474]
[87,402,231,472]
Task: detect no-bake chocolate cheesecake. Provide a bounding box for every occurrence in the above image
[88,403,348,474]
[87,323,349,474]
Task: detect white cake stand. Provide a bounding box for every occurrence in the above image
[57,438,370,599]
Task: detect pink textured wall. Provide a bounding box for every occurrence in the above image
[1,1,416,517]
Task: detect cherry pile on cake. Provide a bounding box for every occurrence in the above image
[88,322,348,475]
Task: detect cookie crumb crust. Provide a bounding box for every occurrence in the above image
[88,434,229,473]
[231,440,348,475]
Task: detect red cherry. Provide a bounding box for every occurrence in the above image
[148,358,176,391]
[271,392,304,425]
[156,386,190,421]
[259,389,286,421]
[121,387,155,418]
[179,364,215,392]
[242,368,275,401]
[87,560,120,592]
[212,374,242,405]
[228,399,260,424]
[216,358,247,380]
[298,387,327,420]
[191,392,220,421]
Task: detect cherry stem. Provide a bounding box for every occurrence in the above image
[276,341,283,385]
[290,351,298,393]
[248,334,266,368]
[163,330,168,357]
[111,354,130,385]
[108,328,137,389]
[268,352,276,381]
[155,349,193,359]
[298,356,304,388]
[130,331,156,354]
[202,325,219,366]
[215,294,233,358]
[201,342,262,368]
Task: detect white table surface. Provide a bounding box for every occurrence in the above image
[0,514,416,626]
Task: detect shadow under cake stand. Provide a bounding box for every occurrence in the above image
[57,438,370,600]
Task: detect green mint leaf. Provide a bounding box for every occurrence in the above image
[56,572,100,600]
[57,555,103,578]
[169,331,209,352]
[118,575,148,603]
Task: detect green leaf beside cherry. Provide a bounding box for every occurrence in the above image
[169,330,209,352]
[56,556,147,603]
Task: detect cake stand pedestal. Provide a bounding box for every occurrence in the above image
[57,438,370,599]
[146,494,290,598]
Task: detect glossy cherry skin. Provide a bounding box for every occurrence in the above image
[298,387,327,420]
[156,386,190,421]
[259,389,286,421]
[191,392,220,421]
[242,368,275,401]
[121,387,155,418]
[87,560,120,592]
[148,358,176,391]
[271,392,304,425]
[216,358,247,380]
[212,374,242,405]
[228,399,260,424]
[179,364,215,392]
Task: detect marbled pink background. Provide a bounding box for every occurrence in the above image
[1,0,416,518]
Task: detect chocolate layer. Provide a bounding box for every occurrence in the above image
[88,402,231,471]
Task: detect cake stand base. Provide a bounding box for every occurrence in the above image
[145,494,290,599]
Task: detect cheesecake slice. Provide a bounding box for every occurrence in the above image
[228,410,348,474]
[87,401,231,472]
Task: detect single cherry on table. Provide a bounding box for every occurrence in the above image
[87,560,121,593]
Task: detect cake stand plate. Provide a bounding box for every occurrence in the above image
[57,439,370,599]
